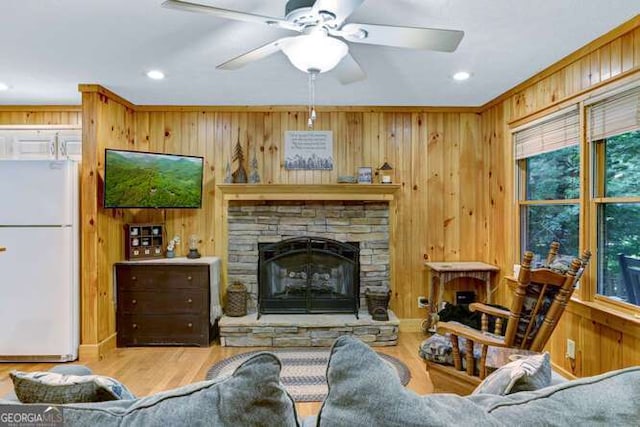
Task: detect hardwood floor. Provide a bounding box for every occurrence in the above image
[0,332,433,418]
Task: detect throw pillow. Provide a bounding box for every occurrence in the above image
[60,352,300,427]
[471,352,551,395]
[317,336,495,426]
[10,371,135,404]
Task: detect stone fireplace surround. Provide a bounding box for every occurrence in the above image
[227,200,391,308]
[217,185,400,347]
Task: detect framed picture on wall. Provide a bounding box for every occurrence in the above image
[357,167,372,184]
[284,131,333,170]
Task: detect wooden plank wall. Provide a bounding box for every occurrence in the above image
[79,88,138,358]
[483,16,640,377]
[0,107,81,125]
[131,109,487,321]
[78,91,488,350]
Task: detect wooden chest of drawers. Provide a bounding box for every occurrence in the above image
[115,262,212,347]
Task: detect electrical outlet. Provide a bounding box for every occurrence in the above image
[417,296,428,308]
[566,339,576,359]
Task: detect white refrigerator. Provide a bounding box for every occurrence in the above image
[0,160,79,361]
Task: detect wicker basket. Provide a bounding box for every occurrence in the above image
[226,282,248,317]
[365,288,391,321]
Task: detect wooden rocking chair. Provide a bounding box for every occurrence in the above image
[425,245,591,395]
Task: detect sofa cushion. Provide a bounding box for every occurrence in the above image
[10,371,135,404]
[319,336,640,426]
[59,352,300,427]
[467,366,640,426]
[318,336,498,426]
[472,352,551,395]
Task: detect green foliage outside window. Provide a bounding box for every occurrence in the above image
[523,145,580,262]
[597,130,640,303]
[524,204,579,262]
[526,145,580,200]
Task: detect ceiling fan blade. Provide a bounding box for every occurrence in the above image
[341,23,464,52]
[333,53,366,85]
[311,0,364,27]
[216,38,293,70]
[162,0,300,32]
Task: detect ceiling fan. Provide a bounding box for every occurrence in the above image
[162,0,464,84]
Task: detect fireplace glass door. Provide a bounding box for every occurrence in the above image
[258,237,359,317]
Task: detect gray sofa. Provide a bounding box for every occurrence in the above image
[2,336,639,426]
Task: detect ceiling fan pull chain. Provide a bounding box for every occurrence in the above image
[307,71,317,128]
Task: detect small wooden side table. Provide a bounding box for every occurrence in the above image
[423,261,499,331]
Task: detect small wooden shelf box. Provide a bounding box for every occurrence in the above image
[125,223,164,260]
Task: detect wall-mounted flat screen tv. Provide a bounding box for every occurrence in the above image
[103,149,204,209]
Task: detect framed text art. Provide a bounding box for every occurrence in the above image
[284,131,333,170]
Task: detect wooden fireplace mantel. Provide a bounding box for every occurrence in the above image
[217,184,400,201]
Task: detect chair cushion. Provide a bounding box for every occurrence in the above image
[419,323,505,370]
[419,333,456,364]
[472,352,551,395]
[10,371,135,404]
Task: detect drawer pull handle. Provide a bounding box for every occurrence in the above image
[132,323,138,329]
[187,323,193,328]
[131,276,137,281]
[187,298,193,303]
[132,299,137,304]
[187,276,193,281]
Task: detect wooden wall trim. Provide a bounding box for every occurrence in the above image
[75,86,483,113]
[566,298,640,340]
[78,333,117,362]
[551,363,578,380]
[135,105,482,113]
[80,92,100,346]
[508,67,640,128]
[78,84,137,110]
[0,105,81,112]
[481,14,640,112]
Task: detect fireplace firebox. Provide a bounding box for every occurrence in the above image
[258,237,360,318]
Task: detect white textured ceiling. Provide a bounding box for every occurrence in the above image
[0,0,638,106]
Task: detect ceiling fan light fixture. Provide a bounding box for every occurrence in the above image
[281,32,348,73]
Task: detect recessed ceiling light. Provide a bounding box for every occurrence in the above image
[453,71,471,81]
[0,82,9,91]
[146,70,165,80]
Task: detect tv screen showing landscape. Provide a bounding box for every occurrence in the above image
[103,149,204,209]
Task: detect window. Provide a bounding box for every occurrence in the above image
[590,85,640,308]
[514,107,581,264]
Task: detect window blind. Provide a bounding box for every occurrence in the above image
[513,107,580,160]
[589,85,640,141]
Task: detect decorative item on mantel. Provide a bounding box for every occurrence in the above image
[232,131,248,183]
[248,151,260,183]
[166,235,180,258]
[223,161,232,183]
[377,162,394,184]
[226,281,248,317]
[337,175,357,183]
[365,287,391,321]
[187,234,201,259]
[357,167,373,184]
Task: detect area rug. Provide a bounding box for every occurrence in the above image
[205,347,411,402]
